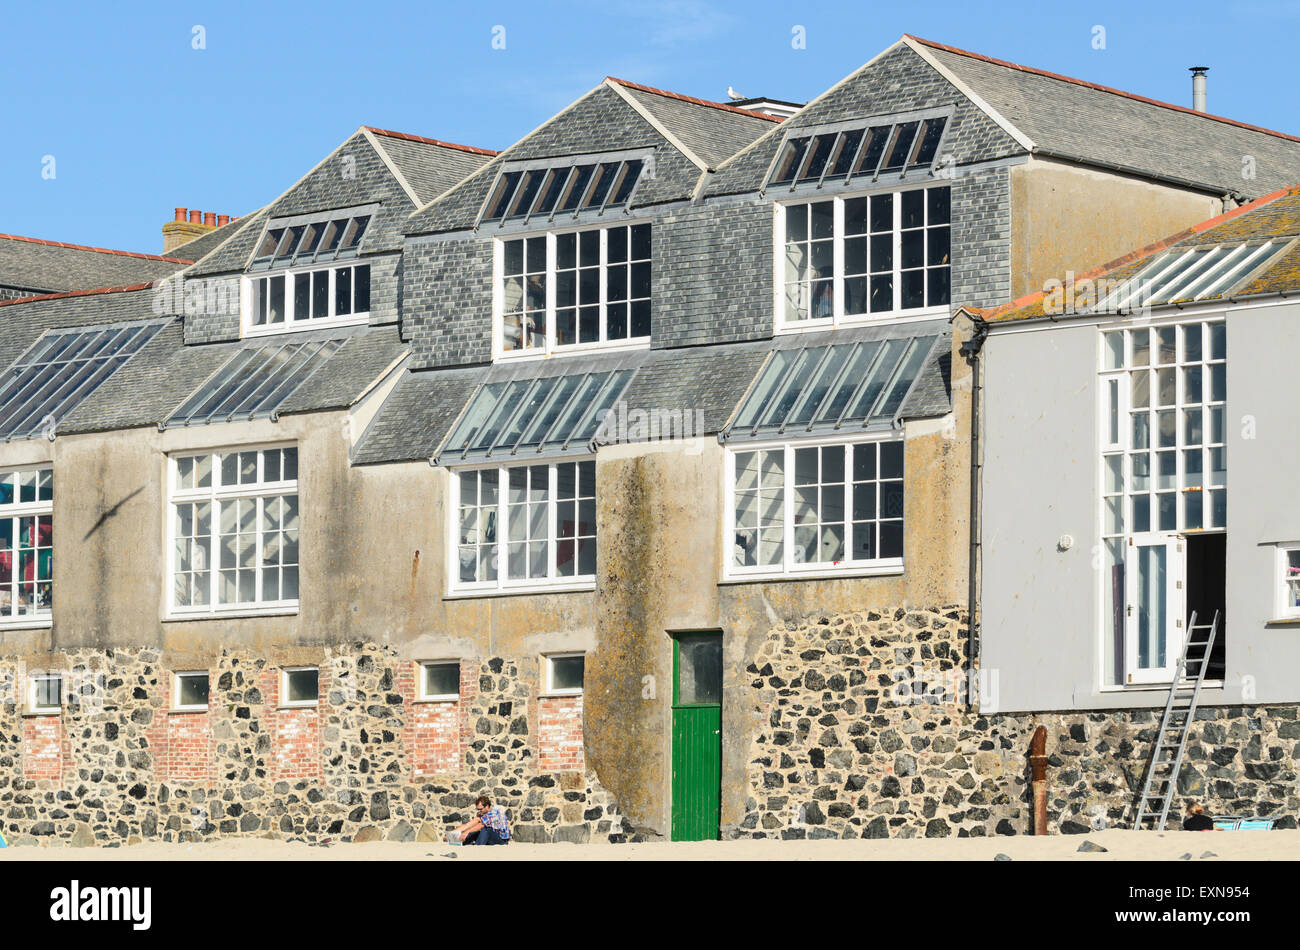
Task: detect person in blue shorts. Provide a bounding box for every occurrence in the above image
[453,794,511,845]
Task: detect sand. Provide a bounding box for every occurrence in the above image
[0,827,1296,860]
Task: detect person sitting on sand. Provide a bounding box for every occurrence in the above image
[452,794,511,845]
[1182,802,1215,831]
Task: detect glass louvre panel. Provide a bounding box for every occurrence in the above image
[440,369,636,463]
[911,118,946,166]
[0,323,165,441]
[166,339,344,428]
[726,335,936,441]
[771,116,948,187]
[798,134,838,181]
[483,160,644,222]
[1118,242,1283,308]
[854,127,890,176]
[827,129,864,180]
[770,139,808,185]
[881,122,919,170]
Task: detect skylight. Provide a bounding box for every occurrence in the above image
[438,368,636,463]
[767,115,948,189]
[481,158,645,224]
[722,334,939,441]
[1101,241,1291,311]
[0,321,166,442]
[164,338,345,428]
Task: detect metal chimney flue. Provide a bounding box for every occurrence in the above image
[1190,66,1209,112]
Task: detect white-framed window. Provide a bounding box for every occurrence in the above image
[775,185,950,329]
[1278,545,1300,620]
[28,672,61,715]
[0,467,53,624]
[173,670,210,711]
[168,445,299,616]
[245,263,370,335]
[452,459,596,593]
[418,661,461,702]
[1100,319,1227,541]
[281,667,319,707]
[726,434,905,578]
[544,653,585,696]
[495,223,651,358]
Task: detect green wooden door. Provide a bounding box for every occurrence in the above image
[671,633,723,841]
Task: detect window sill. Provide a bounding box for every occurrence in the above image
[720,565,905,585]
[0,617,52,631]
[539,691,584,700]
[1097,680,1225,693]
[444,583,594,601]
[169,707,210,716]
[164,606,298,623]
[774,307,950,334]
[493,338,650,363]
[243,313,369,338]
[21,709,60,718]
[414,696,459,704]
[278,703,319,711]
[1265,617,1300,627]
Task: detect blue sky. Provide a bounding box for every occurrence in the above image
[4,0,1299,253]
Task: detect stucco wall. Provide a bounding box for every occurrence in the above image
[1010,158,1222,300]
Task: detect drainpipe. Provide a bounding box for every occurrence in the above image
[958,316,989,713]
[1030,725,1049,835]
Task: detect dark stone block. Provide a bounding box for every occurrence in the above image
[925,819,950,838]
[995,819,1016,836]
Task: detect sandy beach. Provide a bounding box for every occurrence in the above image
[0,828,1296,861]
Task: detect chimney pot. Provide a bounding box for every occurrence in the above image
[1190,66,1209,113]
[217,214,230,227]
[175,207,188,222]
[188,209,202,224]
[204,212,216,227]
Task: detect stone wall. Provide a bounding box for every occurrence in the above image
[0,643,632,848]
[735,607,1300,839]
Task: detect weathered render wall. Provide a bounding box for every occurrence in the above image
[0,643,630,847]
[589,335,973,837]
[1009,158,1222,299]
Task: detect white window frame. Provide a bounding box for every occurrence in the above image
[172,670,210,712]
[1277,544,1300,620]
[280,666,319,708]
[242,262,371,338]
[166,443,300,619]
[723,431,906,581]
[448,458,597,596]
[28,672,61,715]
[417,660,461,702]
[773,183,951,334]
[492,220,652,362]
[0,466,53,628]
[543,652,585,696]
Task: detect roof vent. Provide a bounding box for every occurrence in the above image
[1189,66,1209,113]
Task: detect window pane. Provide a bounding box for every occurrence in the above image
[677,634,722,705]
[550,655,584,692]
[286,669,318,704]
[423,662,460,698]
[178,674,209,708]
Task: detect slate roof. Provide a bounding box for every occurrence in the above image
[365,128,497,206]
[980,184,1300,324]
[0,233,191,296]
[910,35,1300,197]
[164,216,251,266]
[352,364,486,465]
[404,80,774,236]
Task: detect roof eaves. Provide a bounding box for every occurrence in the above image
[0,233,193,265]
[0,282,155,309]
[905,33,1300,146]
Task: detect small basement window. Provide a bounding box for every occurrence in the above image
[545,653,585,695]
[419,661,461,701]
[174,671,210,711]
[281,667,319,707]
[29,672,61,714]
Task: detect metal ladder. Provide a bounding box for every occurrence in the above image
[1133,610,1220,830]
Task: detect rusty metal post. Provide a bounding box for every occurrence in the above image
[1029,725,1049,835]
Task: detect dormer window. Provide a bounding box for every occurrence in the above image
[478,150,653,229]
[244,206,376,336]
[765,112,949,191]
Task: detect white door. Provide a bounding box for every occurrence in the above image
[1125,534,1185,684]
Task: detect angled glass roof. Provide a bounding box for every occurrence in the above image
[251,213,372,272]
[437,368,636,464]
[0,321,167,442]
[164,338,344,428]
[721,334,939,442]
[1100,240,1291,311]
